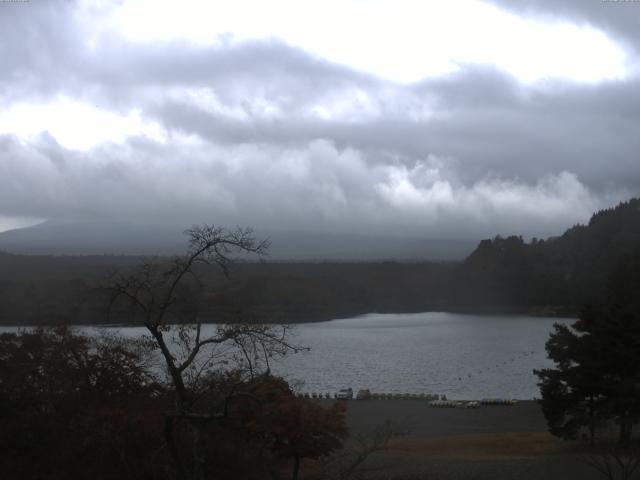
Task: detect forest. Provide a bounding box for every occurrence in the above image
[0,198,639,326]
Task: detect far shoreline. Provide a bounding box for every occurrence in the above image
[0,306,578,328]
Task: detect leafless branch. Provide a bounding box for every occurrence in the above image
[313,421,401,480]
[582,442,640,480]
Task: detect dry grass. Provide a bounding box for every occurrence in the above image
[385,431,581,460]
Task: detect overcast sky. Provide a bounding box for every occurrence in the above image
[1,0,639,239]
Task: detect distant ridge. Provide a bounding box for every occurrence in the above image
[0,220,185,256]
[0,198,638,325]
[461,198,640,310]
[0,221,476,261]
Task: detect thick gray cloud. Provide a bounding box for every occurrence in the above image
[0,0,638,240]
[0,132,620,239]
[487,0,640,55]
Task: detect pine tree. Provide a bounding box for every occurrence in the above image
[535,252,640,446]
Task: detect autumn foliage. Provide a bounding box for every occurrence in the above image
[0,328,347,480]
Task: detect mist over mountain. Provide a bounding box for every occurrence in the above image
[0,221,476,261]
[1,198,638,326]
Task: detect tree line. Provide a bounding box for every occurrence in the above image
[2,198,639,326]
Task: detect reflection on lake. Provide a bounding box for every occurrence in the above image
[1,312,572,400]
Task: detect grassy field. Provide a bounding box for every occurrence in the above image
[332,400,606,479]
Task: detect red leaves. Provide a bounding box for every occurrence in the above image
[256,390,348,461]
[0,328,167,479]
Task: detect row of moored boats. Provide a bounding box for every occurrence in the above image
[296,388,518,406]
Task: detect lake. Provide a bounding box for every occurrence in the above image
[270,312,573,400]
[1,312,572,400]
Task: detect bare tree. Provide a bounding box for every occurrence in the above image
[105,225,301,480]
[582,442,640,480]
[313,421,402,480]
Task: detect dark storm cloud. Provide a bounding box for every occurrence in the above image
[149,67,640,192]
[1,130,619,239]
[0,0,637,238]
[487,0,640,54]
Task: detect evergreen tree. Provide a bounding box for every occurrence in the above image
[535,252,640,446]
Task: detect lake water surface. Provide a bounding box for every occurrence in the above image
[271,312,571,400]
[2,312,572,400]
[277,313,574,399]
